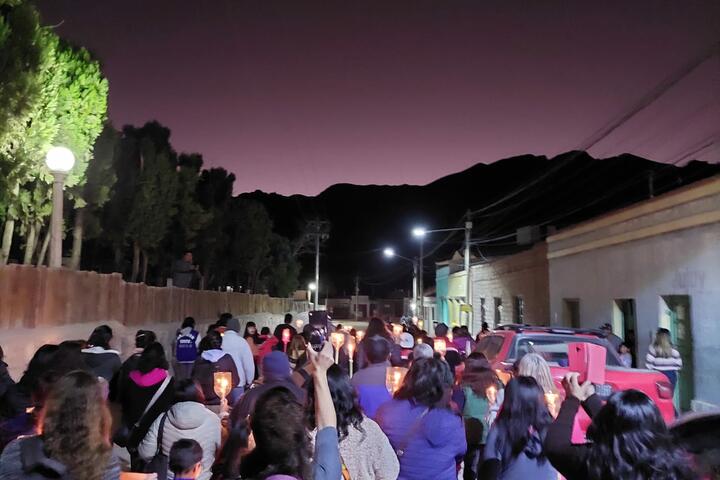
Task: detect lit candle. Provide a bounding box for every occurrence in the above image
[295,319,303,329]
[213,371,233,418]
[356,330,365,342]
[348,340,355,377]
[385,367,407,394]
[447,331,454,343]
[545,392,558,417]
[434,338,447,356]
[418,337,423,344]
[330,332,345,363]
[282,329,291,352]
[392,323,403,337]
[417,319,424,330]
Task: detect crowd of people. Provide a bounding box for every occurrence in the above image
[0,314,710,480]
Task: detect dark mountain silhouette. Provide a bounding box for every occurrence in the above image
[239,151,720,296]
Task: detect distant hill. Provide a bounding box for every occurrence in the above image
[239,152,720,296]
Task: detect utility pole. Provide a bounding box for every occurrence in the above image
[412,258,418,314]
[307,220,330,307]
[354,275,359,322]
[418,238,424,319]
[465,210,473,333]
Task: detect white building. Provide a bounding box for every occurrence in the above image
[547,175,720,411]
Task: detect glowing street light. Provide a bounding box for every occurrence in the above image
[382,247,418,315]
[45,146,75,268]
[307,282,317,304]
[383,247,395,258]
[412,227,427,238]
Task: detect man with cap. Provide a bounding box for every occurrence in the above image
[221,317,255,403]
[230,351,305,425]
[398,332,415,367]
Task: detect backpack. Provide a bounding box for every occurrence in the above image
[176,330,199,363]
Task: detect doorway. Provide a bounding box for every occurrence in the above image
[659,295,694,412]
[494,297,502,326]
[563,299,580,328]
[613,299,638,366]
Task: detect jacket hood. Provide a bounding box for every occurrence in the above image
[201,349,227,363]
[178,326,195,336]
[167,401,212,430]
[129,368,168,387]
[81,346,121,355]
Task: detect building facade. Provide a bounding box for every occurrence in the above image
[547,176,720,410]
[470,243,550,328]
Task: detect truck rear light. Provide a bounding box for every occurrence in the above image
[656,380,673,399]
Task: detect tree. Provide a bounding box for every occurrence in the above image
[194,167,235,288]
[68,123,117,269]
[229,199,273,292]
[264,233,300,297]
[126,134,179,283]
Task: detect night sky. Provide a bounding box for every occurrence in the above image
[36,0,720,195]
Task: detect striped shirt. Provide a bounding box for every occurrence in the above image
[645,345,682,371]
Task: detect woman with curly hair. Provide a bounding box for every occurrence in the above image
[545,372,695,480]
[307,364,399,480]
[0,370,119,479]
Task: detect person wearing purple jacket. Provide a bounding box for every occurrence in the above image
[376,357,466,480]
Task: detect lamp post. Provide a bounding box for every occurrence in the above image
[45,147,75,268]
[411,221,474,332]
[308,282,317,306]
[411,228,426,317]
[383,247,418,315]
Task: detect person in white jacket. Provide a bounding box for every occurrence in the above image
[139,379,221,480]
[222,317,255,403]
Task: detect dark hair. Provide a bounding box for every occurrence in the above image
[87,325,113,349]
[434,323,449,337]
[181,317,196,329]
[273,324,294,347]
[0,345,3,362]
[481,322,490,333]
[284,313,293,324]
[53,341,88,376]
[586,390,695,480]
[216,425,250,479]
[137,342,169,373]
[135,330,157,349]
[174,379,205,403]
[260,326,271,336]
[452,326,461,335]
[242,387,311,479]
[306,364,364,440]
[366,318,392,341]
[169,439,203,475]
[18,344,60,396]
[365,336,391,364]
[461,353,498,398]
[203,330,223,351]
[217,313,233,327]
[206,323,219,335]
[492,376,552,467]
[396,357,454,407]
[244,321,260,341]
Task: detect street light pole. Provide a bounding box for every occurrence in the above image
[418,237,424,318]
[314,229,320,306]
[465,212,473,332]
[45,147,75,269]
[412,257,418,311]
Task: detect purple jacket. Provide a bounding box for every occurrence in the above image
[376,399,466,480]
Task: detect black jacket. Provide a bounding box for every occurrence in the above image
[117,370,175,448]
[191,351,239,405]
[0,362,24,420]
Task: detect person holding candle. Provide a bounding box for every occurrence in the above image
[351,336,394,418]
[452,353,504,480]
[375,357,466,480]
[306,364,399,480]
[138,380,221,480]
[480,376,556,480]
[230,351,305,425]
[517,354,561,417]
[355,318,402,370]
[191,331,239,409]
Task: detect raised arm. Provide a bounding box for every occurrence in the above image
[307,341,341,480]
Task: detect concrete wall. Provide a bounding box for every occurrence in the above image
[471,243,549,328]
[547,176,720,408]
[0,265,308,379]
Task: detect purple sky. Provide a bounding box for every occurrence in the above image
[37,0,720,195]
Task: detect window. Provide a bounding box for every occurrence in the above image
[514,296,525,323]
[510,335,621,367]
[494,297,503,325]
[476,335,505,362]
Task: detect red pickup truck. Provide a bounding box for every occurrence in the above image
[475,325,675,435]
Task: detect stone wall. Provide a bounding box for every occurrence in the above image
[0,265,308,378]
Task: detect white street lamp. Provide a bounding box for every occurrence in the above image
[45,147,75,268]
[308,282,317,291]
[411,227,427,238]
[383,247,395,258]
